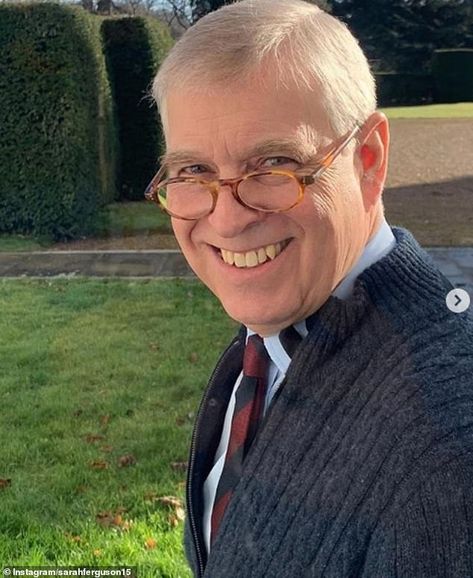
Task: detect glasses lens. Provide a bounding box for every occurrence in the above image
[158,180,214,219]
[238,172,300,212]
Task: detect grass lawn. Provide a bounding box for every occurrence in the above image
[0,202,173,252]
[382,101,473,119]
[95,202,173,238]
[0,278,237,574]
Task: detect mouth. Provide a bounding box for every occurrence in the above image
[217,239,292,268]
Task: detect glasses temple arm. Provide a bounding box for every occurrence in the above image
[304,124,361,183]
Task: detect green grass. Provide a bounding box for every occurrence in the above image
[382,101,473,119]
[0,278,237,574]
[96,202,173,238]
[0,234,52,252]
[0,202,173,252]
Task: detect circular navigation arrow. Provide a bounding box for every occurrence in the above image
[446,288,471,314]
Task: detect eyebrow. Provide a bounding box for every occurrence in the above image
[160,136,320,169]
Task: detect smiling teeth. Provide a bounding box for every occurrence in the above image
[220,242,285,267]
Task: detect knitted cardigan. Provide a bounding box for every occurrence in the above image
[184,228,473,578]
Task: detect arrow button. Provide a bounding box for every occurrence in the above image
[446,288,471,313]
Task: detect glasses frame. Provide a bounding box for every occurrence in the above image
[144,124,360,221]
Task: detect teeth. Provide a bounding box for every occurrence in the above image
[234,253,246,267]
[220,242,288,268]
[245,251,259,267]
[257,248,267,264]
[266,244,276,260]
[222,249,234,265]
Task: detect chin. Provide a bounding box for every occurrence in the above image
[219,296,296,335]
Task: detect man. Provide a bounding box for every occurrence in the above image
[146,0,473,575]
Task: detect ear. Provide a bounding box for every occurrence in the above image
[357,112,390,208]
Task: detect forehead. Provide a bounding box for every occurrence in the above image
[162,78,332,162]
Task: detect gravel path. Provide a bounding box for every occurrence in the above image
[387,118,473,188]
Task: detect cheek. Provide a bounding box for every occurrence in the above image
[311,172,363,227]
[171,220,194,251]
[307,179,341,223]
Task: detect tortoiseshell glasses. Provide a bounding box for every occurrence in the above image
[144,125,360,221]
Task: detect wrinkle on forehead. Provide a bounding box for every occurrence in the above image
[161,122,323,170]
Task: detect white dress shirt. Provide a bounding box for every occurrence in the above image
[202,219,396,552]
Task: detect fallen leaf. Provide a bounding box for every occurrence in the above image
[0,479,12,490]
[89,460,108,470]
[113,514,123,526]
[157,496,182,508]
[96,511,116,528]
[168,513,180,528]
[96,508,130,530]
[101,445,114,453]
[157,496,185,525]
[84,433,105,444]
[118,454,136,468]
[189,352,198,363]
[100,415,110,427]
[145,537,157,550]
[175,505,185,522]
[171,461,187,473]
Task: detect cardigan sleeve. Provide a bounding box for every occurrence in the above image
[360,459,473,578]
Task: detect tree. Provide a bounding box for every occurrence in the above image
[330,0,473,72]
[162,0,331,27]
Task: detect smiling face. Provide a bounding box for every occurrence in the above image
[162,76,384,336]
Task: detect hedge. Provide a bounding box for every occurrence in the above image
[432,49,473,103]
[375,72,433,107]
[102,17,173,201]
[0,4,117,240]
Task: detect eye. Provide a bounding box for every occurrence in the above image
[179,164,215,178]
[260,156,300,169]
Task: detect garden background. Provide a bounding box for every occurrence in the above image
[0,0,472,574]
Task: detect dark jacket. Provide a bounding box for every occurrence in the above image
[185,228,473,577]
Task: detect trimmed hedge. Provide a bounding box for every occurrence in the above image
[375,72,433,107]
[102,17,173,201]
[0,4,117,240]
[432,49,473,103]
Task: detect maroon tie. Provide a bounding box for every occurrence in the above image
[210,334,269,544]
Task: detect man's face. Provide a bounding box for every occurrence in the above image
[163,78,376,336]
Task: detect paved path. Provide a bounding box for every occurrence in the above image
[426,248,473,293]
[0,248,471,294]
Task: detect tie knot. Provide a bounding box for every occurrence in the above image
[243,335,269,379]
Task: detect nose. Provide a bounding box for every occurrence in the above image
[206,182,265,238]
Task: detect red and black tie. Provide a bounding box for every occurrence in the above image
[210,334,269,543]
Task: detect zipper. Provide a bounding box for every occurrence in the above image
[186,336,242,578]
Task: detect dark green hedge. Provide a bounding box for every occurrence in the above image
[0,4,117,240]
[102,17,173,201]
[375,72,433,107]
[432,49,473,103]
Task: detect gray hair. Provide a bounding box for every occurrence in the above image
[152,0,376,137]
